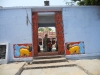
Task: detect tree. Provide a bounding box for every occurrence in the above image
[38,27,44,32]
[48,28,52,31]
[38,27,53,32]
[44,27,52,32]
[71,0,81,2]
[64,0,75,6]
[64,0,81,6]
[72,0,100,5]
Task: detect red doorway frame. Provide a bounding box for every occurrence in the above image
[32,11,65,56]
[55,11,65,54]
[32,12,38,56]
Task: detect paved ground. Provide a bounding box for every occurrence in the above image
[0,59,100,75]
[0,62,25,75]
[21,67,88,75]
[75,59,100,75]
[22,59,100,75]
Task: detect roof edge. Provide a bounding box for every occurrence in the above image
[0,5,100,9]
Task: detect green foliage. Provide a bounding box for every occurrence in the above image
[38,27,53,32]
[48,28,52,31]
[71,0,81,2]
[77,1,84,5]
[38,27,44,32]
[77,0,100,5]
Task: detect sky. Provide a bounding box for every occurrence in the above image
[0,0,73,7]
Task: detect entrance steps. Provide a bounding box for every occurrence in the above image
[38,52,59,56]
[24,55,76,69]
[33,55,65,59]
[33,56,67,64]
[24,61,75,69]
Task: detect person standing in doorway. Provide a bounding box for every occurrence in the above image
[43,34,48,52]
[48,41,52,52]
[56,41,58,51]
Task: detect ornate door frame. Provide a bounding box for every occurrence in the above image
[32,12,38,56]
[55,11,65,54]
[32,11,65,56]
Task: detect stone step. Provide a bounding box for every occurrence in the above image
[24,62,76,69]
[32,57,67,64]
[34,55,65,59]
[38,52,59,56]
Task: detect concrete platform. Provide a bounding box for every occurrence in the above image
[24,62,76,69]
[0,62,25,75]
[76,59,100,75]
[23,59,100,75]
[21,66,88,75]
[1,58,100,75]
[32,57,67,64]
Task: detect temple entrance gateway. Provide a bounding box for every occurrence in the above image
[32,11,64,56]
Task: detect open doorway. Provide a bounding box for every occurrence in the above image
[32,11,64,56]
[37,12,58,54]
[38,27,57,53]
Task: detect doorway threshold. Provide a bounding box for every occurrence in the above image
[38,52,59,56]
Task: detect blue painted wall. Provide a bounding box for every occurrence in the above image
[0,8,32,61]
[0,6,100,61]
[62,6,100,54]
